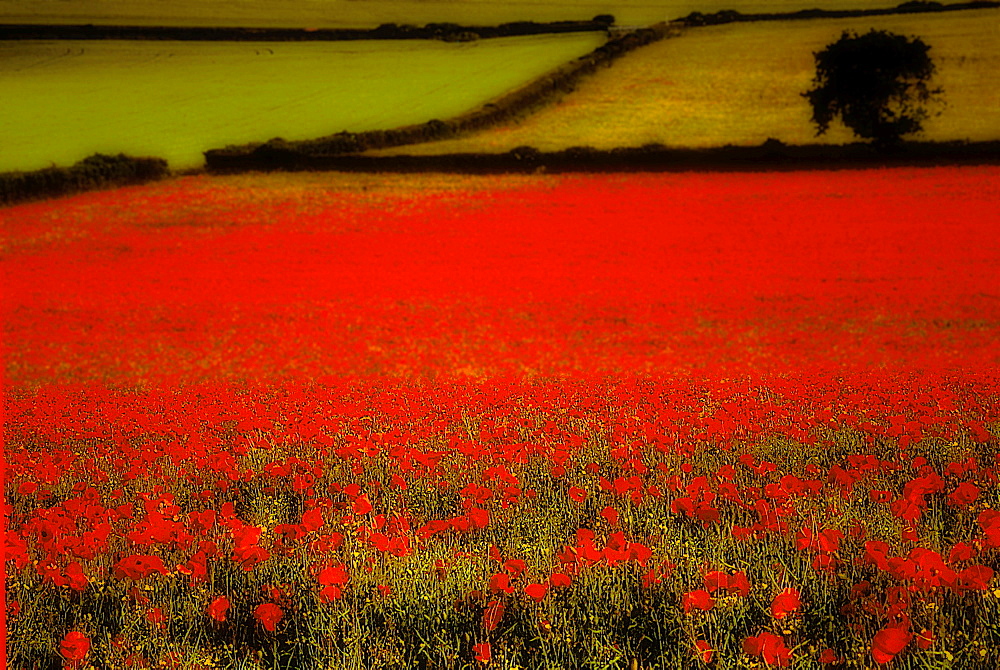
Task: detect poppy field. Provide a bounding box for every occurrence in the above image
[3,166,1000,669]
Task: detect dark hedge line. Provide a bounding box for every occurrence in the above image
[678,0,998,26]
[0,154,170,207]
[204,24,677,169]
[0,18,613,42]
[204,139,1000,175]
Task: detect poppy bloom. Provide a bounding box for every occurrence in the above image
[145,607,166,628]
[60,631,90,663]
[318,564,349,586]
[548,572,572,588]
[524,583,548,602]
[871,625,912,664]
[113,554,169,580]
[682,589,714,614]
[818,648,841,664]
[489,573,513,594]
[254,603,284,632]
[600,506,620,528]
[319,585,343,602]
[352,495,373,515]
[771,588,801,620]
[207,596,230,622]
[728,571,752,597]
[694,640,713,663]
[483,600,504,632]
[703,571,729,592]
[568,486,587,503]
[743,632,792,667]
[503,559,526,578]
[473,642,491,662]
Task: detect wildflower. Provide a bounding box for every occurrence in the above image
[743,632,792,667]
[872,625,911,664]
[254,603,284,632]
[770,588,801,620]
[524,583,548,602]
[682,589,714,614]
[473,642,491,662]
[60,631,90,663]
[483,600,504,632]
[207,596,230,622]
[694,640,713,663]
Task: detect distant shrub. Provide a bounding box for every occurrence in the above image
[804,30,944,147]
[1,153,169,206]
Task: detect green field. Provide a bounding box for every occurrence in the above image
[370,9,1000,155]
[0,33,603,172]
[0,0,921,30]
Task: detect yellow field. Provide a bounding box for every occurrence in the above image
[370,9,1000,155]
[0,33,602,172]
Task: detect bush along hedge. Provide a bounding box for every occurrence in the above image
[677,0,998,27]
[204,23,679,172]
[0,154,170,207]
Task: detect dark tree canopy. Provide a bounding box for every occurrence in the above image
[804,29,943,146]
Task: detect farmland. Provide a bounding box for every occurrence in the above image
[372,9,1000,155]
[0,0,920,30]
[4,166,1000,668]
[0,32,604,173]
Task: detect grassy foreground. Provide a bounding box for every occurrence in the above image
[370,9,1000,155]
[6,378,1000,669]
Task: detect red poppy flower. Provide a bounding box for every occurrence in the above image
[568,486,587,503]
[947,481,980,506]
[743,632,792,667]
[503,559,527,578]
[473,642,491,662]
[301,508,324,532]
[318,564,349,586]
[682,589,714,614]
[947,542,976,564]
[233,545,270,571]
[728,571,751,597]
[207,596,230,622]
[319,585,343,602]
[548,572,572,588]
[60,631,91,662]
[771,588,801,620]
[958,565,994,591]
[524,583,548,602]
[254,603,284,632]
[703,571,729,592]
[145,607,166,627]
[352,495,373,515]
[483,600,504,632]
[818,648,841,664]
[871,625,911,664]
[113,554,169,580]
[600,506,620,528]
[489,573,514,594]
[694,640,713,663]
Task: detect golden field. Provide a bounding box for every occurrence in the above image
[369,9,1000,155]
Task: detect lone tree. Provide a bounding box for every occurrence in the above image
[804,29,943,146]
